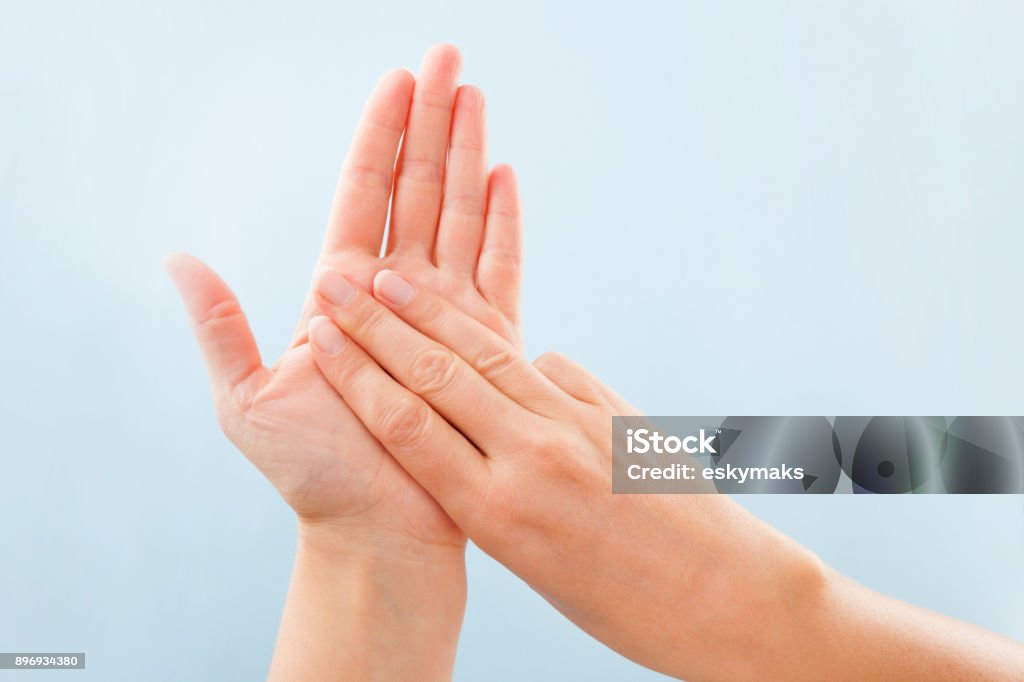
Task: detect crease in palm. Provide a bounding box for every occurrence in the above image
[166,45,523,548]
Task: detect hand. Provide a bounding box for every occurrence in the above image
[166,45,523,681]
[166,44,521,545]
[304,270,1024,682]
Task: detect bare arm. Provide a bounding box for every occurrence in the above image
[303,268,1024,681]
[268,522,465,681]
[167,44,524,681]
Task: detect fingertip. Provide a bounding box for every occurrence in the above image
[371,268,389,292]
[314,268,358,308]
[163,251,195,279]
[373,68,415,114]
[373,269,416,306]
[162,255,240,327]
[163,255,263,389]
[421,43,463,80]
[309,315,347,356]
[424,42,462,65]
[308,314,328,331]
[489,163,518,187]
[379,67,415,91]
[487,164,522,218]
[163,253,212,305]
[456,84,485,112]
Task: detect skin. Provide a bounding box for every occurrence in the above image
[166,45,523,681]
[305,268,1024,682]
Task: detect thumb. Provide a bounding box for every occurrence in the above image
[164,253,264,405]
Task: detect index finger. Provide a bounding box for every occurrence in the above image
[307,315,492,523]
[321,68,414,256]
[312,268,541,450]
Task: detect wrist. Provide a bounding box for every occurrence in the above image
[295,515,468,629]
[269,518,466,682]
[296,515,466,567]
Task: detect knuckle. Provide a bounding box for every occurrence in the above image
[412,88,452,111]
[486,203,520,220]
[521,431,558,459]
[523,431,576,472]
[366,112,406,135]
[442,193,487,217]
[195,298,245,332]
[340,361,376,395]
[408,347,459,396]
[474,343,518,379]
[416,291,447,321]
[342,163,393,191]
[397,157,445,184]
[531,353,604,405]
[452,138,486,153]
[353,304,390,340]
[378,396,432,448]
[538,447,599,497]
[481,309,512,340]
[480,248,521,268]
[532,351,568,375]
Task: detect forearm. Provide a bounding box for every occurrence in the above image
[701,523,1024,682]
[298,280,1024,680]
[789,566,1024,681]
[605,501,1024,682]
[268,520,466,682]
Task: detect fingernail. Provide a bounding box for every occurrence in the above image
[374,269,416,305]
[309,316,347,355]
[318,270,357,306]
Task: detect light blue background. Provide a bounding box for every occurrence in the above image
[2,1,1023,680]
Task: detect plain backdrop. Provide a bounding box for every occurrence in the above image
[2,1,1023,680]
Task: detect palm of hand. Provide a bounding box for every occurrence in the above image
[238,258,517,545]
[168,46,522,547]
